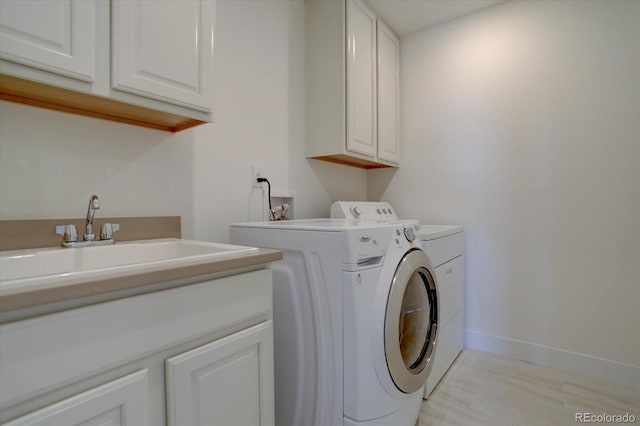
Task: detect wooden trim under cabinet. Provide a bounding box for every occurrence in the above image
[0,74,205,132]
[310,154,394,169]
[0,216,181,251]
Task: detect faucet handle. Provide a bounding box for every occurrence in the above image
[100,223,120,240]
[55,224,78,243]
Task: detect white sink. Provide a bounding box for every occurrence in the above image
[0,239,258,291]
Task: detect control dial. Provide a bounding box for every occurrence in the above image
[404,226,416,242]
[350,206,362,219]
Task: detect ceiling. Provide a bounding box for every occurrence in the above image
[365,0,506,37]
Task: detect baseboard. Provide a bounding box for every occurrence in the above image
[464,329,640,390]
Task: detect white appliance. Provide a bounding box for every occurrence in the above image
[417,225,464,398]
[230,216,439,426]
[331,202,464,399]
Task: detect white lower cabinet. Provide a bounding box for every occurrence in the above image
[4,370,148,426]
[166,322,274,426]
[0,269,274,426]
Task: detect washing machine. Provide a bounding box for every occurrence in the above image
[230,216,439,426]
[331,202,464,399]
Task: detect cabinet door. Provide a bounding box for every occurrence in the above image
[112,0,215,112]
[376,20,400,165]
[0,0,95,82]
[166,321,274,426]
[4,370,148,426]
[346,0,377,158]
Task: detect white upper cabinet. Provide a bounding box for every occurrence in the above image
[0,0,96,82]
[0,0,215,131]
[346,0,377,158]
[306,0,400,169]
[376,20,400,164]
[112,0,215,112]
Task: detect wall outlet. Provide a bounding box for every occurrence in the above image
[251,165,265,188]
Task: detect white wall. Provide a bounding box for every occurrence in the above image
[191,0,367,242]
[369,0,640,385]
[0,0,367,241]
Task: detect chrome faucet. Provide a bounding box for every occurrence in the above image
[84,195,100,241]
[55,195,119,248]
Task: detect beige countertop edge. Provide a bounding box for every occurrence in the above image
[0,248,283,313]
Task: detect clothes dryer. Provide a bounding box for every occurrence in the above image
[230,218,438,426]
[418,225,464,398]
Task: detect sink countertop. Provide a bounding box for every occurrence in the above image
[0,240,282,314]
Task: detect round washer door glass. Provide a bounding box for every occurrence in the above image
[400,271,431,368]
[385,249,438,393]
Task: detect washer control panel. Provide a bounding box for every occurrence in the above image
[331,201,400,222]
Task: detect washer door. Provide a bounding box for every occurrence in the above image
[385,249,438,393]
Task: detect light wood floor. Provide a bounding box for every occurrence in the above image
[418,350,639,425]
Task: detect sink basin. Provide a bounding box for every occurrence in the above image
[0,239,258,291]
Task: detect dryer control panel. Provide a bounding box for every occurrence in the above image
[331,201,400,222]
